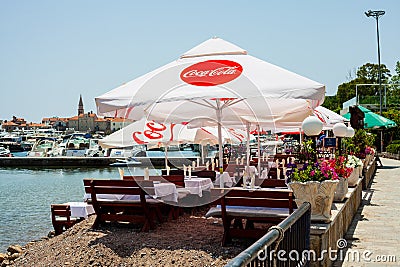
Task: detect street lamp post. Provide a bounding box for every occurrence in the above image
[365,10,385,116]
[365,9,385,153]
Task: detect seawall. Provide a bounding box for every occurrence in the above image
[0,157,199,168]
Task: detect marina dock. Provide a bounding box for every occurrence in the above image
[0,156,199,168]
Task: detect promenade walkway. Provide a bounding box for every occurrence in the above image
[334,158,400,266]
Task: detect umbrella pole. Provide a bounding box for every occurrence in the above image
[257,124,261,177]
[216,100,224,180]
[201,144,205,165]
[246,121,251,169]
[165,145,168,170]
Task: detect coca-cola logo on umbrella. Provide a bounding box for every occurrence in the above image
[180,60,243,86]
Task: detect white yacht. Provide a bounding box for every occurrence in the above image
[0,146,11,157]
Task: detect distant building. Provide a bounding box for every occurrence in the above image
[94,117,111,134]
[38,95,132,133]
[110,117,132,132]
[1,116,27,132]
[42,117,69,131]
[1,121,19,132]
[78,95,84,116]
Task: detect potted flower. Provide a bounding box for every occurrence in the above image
[347,155,363,185]
[364,146,376,166]
[330,155,352,202]
[287,140,339,222]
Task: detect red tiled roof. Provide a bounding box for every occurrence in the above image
[2,121,19,126]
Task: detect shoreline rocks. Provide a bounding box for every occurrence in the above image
[5,212,251,266]
[0,244,23,266]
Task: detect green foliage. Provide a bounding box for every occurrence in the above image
[325,62,394,111]
[382,108,400,140]
[322,96,340,113]
[391,140,400,145]
[390,61,400,88]
[345,129,375,157]
[386,144,400,154]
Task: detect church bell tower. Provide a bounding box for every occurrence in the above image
[78,95,84,115]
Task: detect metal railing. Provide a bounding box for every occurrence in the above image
[225,202,311,267]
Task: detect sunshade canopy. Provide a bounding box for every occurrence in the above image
[342,106,397,129]
[95,37,326,173]
[99,118,254,149]
[95,37,325,123]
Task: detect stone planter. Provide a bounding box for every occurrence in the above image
[333,177,348,202]
[358,166,363,178]
[289,180,339,223]
[347,169,359,187]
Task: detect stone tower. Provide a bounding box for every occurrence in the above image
[78,95,84,115]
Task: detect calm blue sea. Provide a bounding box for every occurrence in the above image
[0,166,159,252]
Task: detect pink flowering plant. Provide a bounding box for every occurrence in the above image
[365,146,375,156]
[288,139,340,183]
[329,155,353,179]
[290,160,340,182]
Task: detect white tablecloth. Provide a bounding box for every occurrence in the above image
[153,182,178,202]
[184,177,214,197]
[261,169,269,179]
[215,172,236,187]
[83,183,178,203]
[66,202,95,218]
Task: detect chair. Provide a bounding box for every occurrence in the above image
[51,204,78,235]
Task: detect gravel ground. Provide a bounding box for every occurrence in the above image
[9,208,253,267]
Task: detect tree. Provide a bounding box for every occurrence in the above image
[325,63,392,111]
[356,63,391,97]
[382,108,400,141]
[387,61,400,105]
[322,95,340,113]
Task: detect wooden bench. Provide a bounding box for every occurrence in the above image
[258,178,288,188]
[51,204,78,235]
[123,175,194,219]
[206,188,294,245]
[83,179,162,231]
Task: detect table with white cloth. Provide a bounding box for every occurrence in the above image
[83,182,178,203]
[215,172,236,187]
[65,202,95,219]
[184,177,214,197]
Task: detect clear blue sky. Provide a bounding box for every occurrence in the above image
[1,0,399,123]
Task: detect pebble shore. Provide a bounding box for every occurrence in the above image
[2,209,252,267]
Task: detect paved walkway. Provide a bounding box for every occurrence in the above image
[334,158,400,266]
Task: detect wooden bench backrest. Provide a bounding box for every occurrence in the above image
[258,178,287,188]
[211,188,293,213]
[193,170,216,181]
[161,169,184,176]
[83,178,155,196]
[51,204,72,221]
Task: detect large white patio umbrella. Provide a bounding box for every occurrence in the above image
[273,106,349,134]
[99,118,254,167]
[95,37,325,175]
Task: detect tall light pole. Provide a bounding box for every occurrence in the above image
[365,10,385,154]
[365,10,385,115]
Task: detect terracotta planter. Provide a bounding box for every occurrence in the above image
[289,180,338,223]
[333,177,348,202]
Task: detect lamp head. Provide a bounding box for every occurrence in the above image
[302,116,323,137]
[333,123,348,137]
[346,126,355,138]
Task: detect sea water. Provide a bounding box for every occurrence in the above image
[0,166,159,252]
